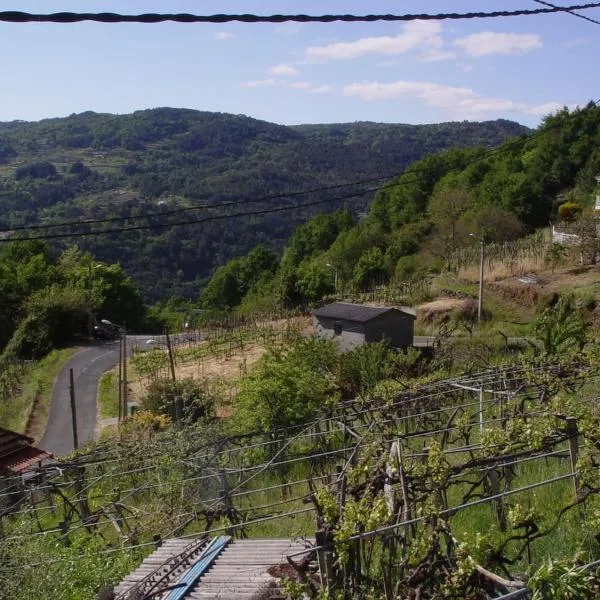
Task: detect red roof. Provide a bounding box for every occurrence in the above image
[0,427,52,474]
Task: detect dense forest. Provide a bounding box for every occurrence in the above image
[203,103,600,313]
[0,108,528,300]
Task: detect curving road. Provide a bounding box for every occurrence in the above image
[39,336,151,457]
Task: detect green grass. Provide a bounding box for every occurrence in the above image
[97,371,119,419]
[0,347,79,436]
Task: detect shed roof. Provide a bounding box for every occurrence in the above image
[313,302,414,323]
[0,428,51,474]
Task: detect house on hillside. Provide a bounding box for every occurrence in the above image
[0,428,52,513]
[313,302,416,351]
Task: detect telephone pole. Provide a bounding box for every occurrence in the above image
[470,233,485,322]
[477,236,484,322]
[69,368,79,450]
[122,328,128,419]
[117,332,123,422]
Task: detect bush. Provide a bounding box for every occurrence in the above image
[234,336,339,432]
[15,161,57,180]
[140,377,214,423]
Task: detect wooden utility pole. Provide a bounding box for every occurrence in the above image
[117,332,123,422]
[122,329,128,419]
[69,369,79,450]
[165,330,176,382]
[478,237,485,322]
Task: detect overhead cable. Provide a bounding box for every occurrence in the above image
[533,0,600,25]
[2,4,600,24]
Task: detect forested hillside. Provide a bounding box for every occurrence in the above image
[204,103,600,312]
[0,108,528,300]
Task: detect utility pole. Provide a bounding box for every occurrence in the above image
[165,330,176,382]
[117,332,123,422]
[122,328,128,419]
[68,369,90,527]
[69,369,79,450]
[478,237,485,322]
[470,233,485,322]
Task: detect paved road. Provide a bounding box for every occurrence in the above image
[39,336,151,457]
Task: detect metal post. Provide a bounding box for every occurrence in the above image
[478,238,484,322]
[566,417,580,499]
[117,332,122,422]
[479,385,484,435]
[69,369,79,450]
[122,329,128,419]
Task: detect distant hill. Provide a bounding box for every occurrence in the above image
[0,108,529,300]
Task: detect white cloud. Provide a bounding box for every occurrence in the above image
[342,80,561,118]
[563,37,589,48]
[288,82,334,94]
[453,32,542,57]
[305,21,443,62]
[214,31,235,40]
[268,64,299,76]
[240,79,277,88]
[420,49,457,62]
[309,85,334,94]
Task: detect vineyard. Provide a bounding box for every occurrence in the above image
[2,351,600,598]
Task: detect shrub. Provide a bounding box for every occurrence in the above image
[140,377,214,423]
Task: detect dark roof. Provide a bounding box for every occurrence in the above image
[0,428,51,474]
[313,302,414,323]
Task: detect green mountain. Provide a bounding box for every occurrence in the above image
[202,103,600,312]
[0,108,529,300]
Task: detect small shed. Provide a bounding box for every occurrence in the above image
[0,428,52,512]
[313,302,416,351]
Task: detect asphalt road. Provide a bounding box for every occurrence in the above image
[39,336,152,457]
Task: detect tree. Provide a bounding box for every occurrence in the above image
[234,336,339,432]
[294,260,335,303]
[544,243,567,273]
[459,206,523,243]
[428,187,472,261]
[352,247,385,289]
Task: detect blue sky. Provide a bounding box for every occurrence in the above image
[0,0,598,126]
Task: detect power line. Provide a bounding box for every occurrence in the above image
[0,173,400,234]
[2,4,600,24]
[533,0,600,25]
[1,98,597,244]
[0,188,382,242]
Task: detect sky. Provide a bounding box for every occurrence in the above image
[0,0,598,127]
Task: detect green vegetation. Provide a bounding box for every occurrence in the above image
[0,240,153,431]
[205,104,600,313]
[97,371,118,419]
[0,347,78,434]
[0,108,527,301]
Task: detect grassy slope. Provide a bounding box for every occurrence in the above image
[0,347,80,437]
[97,370,119,420]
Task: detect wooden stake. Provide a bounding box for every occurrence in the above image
[165,330,176,382]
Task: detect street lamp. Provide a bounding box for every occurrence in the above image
[326,263,338,293]
[101,319,128,421]
[469,233,485,322]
